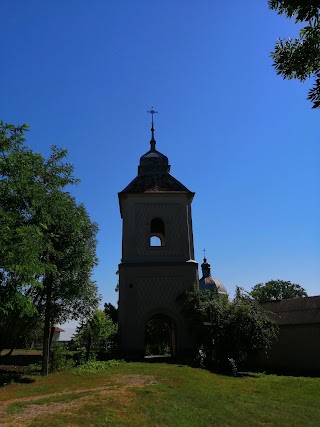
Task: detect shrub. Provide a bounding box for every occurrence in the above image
[74,359,123,373]
[72,310,117,362]
[182,286,279,373]
[49,342,74,372]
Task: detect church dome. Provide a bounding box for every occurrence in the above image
[199,257,227,295]
[138,145,170,175]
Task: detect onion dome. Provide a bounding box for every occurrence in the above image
[199,257,227,295]
[138,136,170,175]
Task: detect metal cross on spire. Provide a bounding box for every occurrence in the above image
[147,107,158,150]
[147,107,158,128]
[203,248,206,261]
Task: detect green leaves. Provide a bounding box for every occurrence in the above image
[73,310,117,361]
[272,32,320,81]
[250,279,308,302]
[269,0,320,108]
[0,121,77,282]
[307,71,320,107]
[183,287,278,369]
[0,121,99,354]
[269,0,320,23]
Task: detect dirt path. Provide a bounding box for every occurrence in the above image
[0,374,157,426]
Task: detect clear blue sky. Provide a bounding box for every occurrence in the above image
[1,1,319,331]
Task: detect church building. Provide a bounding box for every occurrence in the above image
[118,111,199,359]
[118,112,318,373]
[199,256,227,295]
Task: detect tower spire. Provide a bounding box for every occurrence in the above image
[147,107,158,150]
[201,253,211,278]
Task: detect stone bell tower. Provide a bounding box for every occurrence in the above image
[118,111,198,359]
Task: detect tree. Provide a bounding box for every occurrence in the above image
[0,123,49,288]
[250,279,307,302]
[183,287,278,373]
[104,303,118,324]
[0,121,99,374]
[0,273,38,354]
[268,1,320,108]
[73,310,117,361]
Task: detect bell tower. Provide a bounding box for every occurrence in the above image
[118,111,198,359]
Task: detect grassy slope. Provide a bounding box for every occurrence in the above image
[0,362,320,426]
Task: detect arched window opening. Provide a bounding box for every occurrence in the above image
[144,314,176,357]
[150,236,162,246]
[150,217,165,247]
[151,218,165,236]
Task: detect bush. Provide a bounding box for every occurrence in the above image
[73,346,87,366]
[74,359,123,373]
[49,342,74,372]
[183,286,279,373]
[72,310,117,362]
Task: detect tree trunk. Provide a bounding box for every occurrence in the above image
[85,331,91,362]
[42,275,53,375]
[49,325,55,350]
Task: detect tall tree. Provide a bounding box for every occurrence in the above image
[268,1,320,108]
[250,279,307,302]
[38,191,99,375]
[0,121,99,373]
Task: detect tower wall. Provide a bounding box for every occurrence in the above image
[118,262,198,358]
[118,132,198,359]
[120,193,195,262]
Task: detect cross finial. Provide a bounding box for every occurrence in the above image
[147,107,158,128]
[147,107,158,150]
[203,248,206,261]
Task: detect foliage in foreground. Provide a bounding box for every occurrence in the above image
[251,279,307,302]
[183,287,279,373]
[268,0,320,108]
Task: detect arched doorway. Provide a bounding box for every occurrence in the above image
[144,314,176,357]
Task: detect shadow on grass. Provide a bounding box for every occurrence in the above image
[0,354,42,367]
[144,355,175,363]
[0,373,35,387]
[142,357,268,378]
[251,368,320,378]
[236,372,259,378]
[0,353,42,386]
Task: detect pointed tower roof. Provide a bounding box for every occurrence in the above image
[138,111,170,175]
[119,110,194,195]
[199,255,227,295]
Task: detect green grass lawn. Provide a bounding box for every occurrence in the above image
[0,362,319,426]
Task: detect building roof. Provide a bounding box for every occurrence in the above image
[199,257,227,295]
[53,326,65,333]
[199,276,227,294]
[120,172,192,194]
[138,147,170,175]
[260,296,320,325]
[119,129,193,195]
